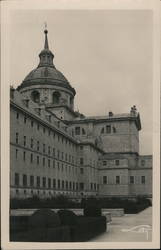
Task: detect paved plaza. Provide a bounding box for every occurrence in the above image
[90,207,152,242]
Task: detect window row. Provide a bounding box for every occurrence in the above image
[14,173,79,190]
[103,175,146,184]
[15,112,76,148]
[103,159,120,166]
[101,125,116,134]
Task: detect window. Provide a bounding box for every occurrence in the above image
[58,179,60,189]
[80,145,83,150]
[48,178,51,188]
[91,183,93,190]
[37,176,40,187]
[75,127,80,135]
[106,125,111,133]
[53,179,56,188]
[57,150,60,159]
[16,133,18,144]
[115,160,120,166]
[80,158,84,165]
[30,153,33,163]
[23,174,27,186]
[141,176,145,184]
[37,141,39,151]
[16,112,19,119]
[57,162,60,170]
[24,116,27,124]
[80,168,84,174]
[15,149,18,159]
[80,182,84,190]
[53,148,55,157]
[141,160,145,166]
[15,173,19,186]
[130,176,134,184]
[24,136,26,146]
[23,151,26,161]
[69,181,72,190]
[31,120,34,127]
[31,138,33,148]
[53,160,55,168]
[101,127,104,134]
[43,157,45,166]
[66,181,68,189]
[43,144,45,153]
[53,91,61,104]
[65,153,67,161]
[103,161,107,166]
[48,146,50,155]
[82,128,86,135]
[62,180,64,189]
[31,90,40,103]
[62,152,64,160]
[43,127,45,134]
[48,159,50,167]
[113,127,116,133]
[30,176,34,187]
[43,177,46,187]
[37,156,39,165]
[116,176,120,184]
[103,176,107,184]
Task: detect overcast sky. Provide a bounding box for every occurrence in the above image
[9,9,153,155]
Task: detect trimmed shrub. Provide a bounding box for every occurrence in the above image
[84,206,102,217]
[10,216,29,233]
[28,209,61,229]
[57,209,78,226]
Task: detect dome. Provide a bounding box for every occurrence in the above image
[17,29,76,96]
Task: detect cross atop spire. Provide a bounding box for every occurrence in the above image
[44,22,49,49]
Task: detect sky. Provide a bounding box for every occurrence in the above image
[9,9,153,155]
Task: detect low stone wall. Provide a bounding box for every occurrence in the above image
[102,208,124,217]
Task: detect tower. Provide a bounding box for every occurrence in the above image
[17,28,76,120]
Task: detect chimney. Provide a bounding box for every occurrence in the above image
[109,111,113,117]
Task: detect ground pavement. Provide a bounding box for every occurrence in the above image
[89,207,152,242]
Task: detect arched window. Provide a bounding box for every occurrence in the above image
[53,91,61,104]
[31,91,40,103]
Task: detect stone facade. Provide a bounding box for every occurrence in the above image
[10,29,152,199]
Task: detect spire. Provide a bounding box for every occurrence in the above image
[44,22,49,49]
[38,24,55,68]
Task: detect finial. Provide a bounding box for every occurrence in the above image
[44,22,48,33]
[44,22,49,49]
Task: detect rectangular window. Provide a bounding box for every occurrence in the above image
[23,174,27,186]
[57,162,60,170]
[57,150,60,159]
[75,127,80,135]
[91,183,93,190]
[62,152,64,160]
[30,176,34,187]
[116,176,120,184]
[62,180,64,189]
[69,181,72,190]
[103,176,107,184]
[23,151,26,161]
[24,116,27,124]
[130,176,134,184]
[141,176,145,184]
[24,136,26,146]
[115,160,120,166]
[31,138,33,148]
[43,177,46,188]
[103,161,107,166]
[58,179,60,189]
[15,149,18,159]
[48,178,51,188]
[16,133,18,144]
[80,182,84,190]
[53,148,55,157]
[31,120,34,127]
[66,181,68,189]
[37,141,39,151]
[48,146,50,155]
[141,160,145,166]
[43,157,45,166]
[43,144,45,153]
[53,160,55,168]
[80,158,84,165]
[16,112,19,119]
[65,153,67,161]
[37,156,39,165]
[53,179,56,188]
[106,125,111,133]
[30,153,33,163]
[37,176,40,187]
[80,168,84,174]
[15,173,19,186]
[43,127,45,134]
[48,159,50,167]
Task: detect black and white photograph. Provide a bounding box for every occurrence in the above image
[1,0,160,249]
